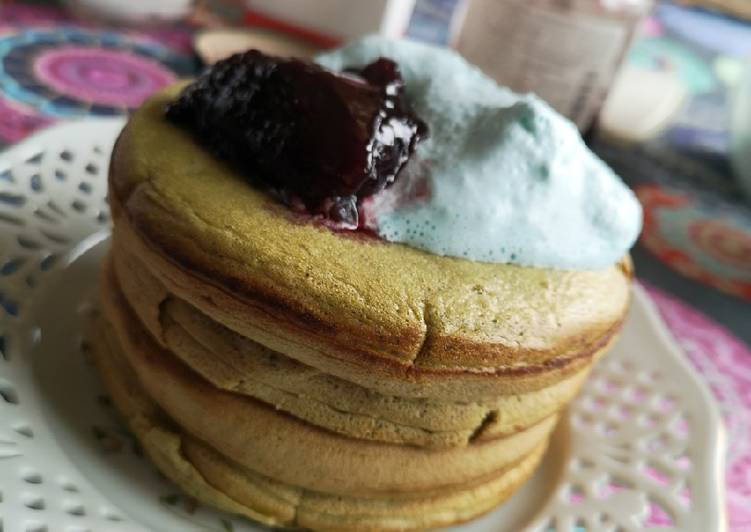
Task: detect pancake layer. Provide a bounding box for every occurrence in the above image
[110,244,591,448]
[89,315,549,531]
[100,263,558,496]
[95,85,633,529]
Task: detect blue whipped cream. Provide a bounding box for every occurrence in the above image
[316,37,642,270]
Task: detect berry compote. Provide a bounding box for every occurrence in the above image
[166,50,427,229]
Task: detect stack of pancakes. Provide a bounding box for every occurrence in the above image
[92,87,632,531]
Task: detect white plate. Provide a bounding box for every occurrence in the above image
[0,119,726,532]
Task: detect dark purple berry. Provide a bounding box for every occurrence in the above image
[166,50,427,228]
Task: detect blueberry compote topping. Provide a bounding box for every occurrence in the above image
[166,50,427,229]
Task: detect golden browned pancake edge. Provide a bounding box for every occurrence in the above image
[108,86,631,387]
[88,313,551,531]
[108,247,592,448]
[99,265,558,496]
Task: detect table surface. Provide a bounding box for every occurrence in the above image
[0,3,749,531]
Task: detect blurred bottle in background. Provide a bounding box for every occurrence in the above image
[241,0,417,43]
[191,0,417,63]
[453,0,655,131]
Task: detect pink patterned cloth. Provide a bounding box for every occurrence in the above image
[0,95,53,143]
[0,4,69,25]
[644,282,751,531]
[33,46,176,107]
[0,3,193,146]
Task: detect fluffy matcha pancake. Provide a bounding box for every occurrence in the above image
[88,317,548,530]
[110,246,591,448]
[99,263,557,497]
[108,85,631,400]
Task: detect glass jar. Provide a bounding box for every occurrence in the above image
[453,0,655,130]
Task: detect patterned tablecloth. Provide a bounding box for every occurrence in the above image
[0,4,749,530]
[591,3,751,303]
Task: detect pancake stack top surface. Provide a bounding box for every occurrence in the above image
[94,37,639,531]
